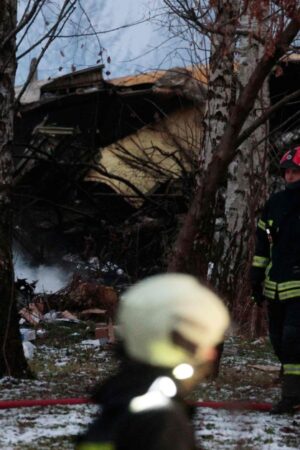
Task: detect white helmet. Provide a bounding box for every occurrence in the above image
[117,273,230,368]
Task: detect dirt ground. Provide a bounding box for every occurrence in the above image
[1,321,300,450]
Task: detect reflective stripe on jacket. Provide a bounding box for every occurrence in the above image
[75,364,197,450]
[251,186,300,301]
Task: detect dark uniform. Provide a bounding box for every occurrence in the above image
[76,362,197,450]
[75,273,229,444]
[251,181,300,411]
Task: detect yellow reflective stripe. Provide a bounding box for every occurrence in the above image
[278,281,300,291]
[252,255,269,268]
[279,289,300,300]
[265,261,272,278]
[263,289,276,299]
[258,219,266,231]
[284,364,300,370]
[283,364,300,376]
[76,443,115,450]
[264,279,277,288]
[267,219,274,226]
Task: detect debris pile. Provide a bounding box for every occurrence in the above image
[16,274,119,352]
[41,274,118,317]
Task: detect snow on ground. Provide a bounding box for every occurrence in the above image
[1,395,300,449]
[0,330,300,449]
[196,408,300,450]
[0,404,97,449]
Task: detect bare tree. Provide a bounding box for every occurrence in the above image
[0,0,104,378]
[0,0,30,377]
[163,1,300,315]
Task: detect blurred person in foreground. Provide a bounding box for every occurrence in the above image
[76,273,230,450]
[251,146,300,414]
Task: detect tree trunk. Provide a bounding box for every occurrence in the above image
[217,10,270,314]
[0,0,30,377]
[200,0,238,171]
[167,1,239,280]
[168,11,300,279]
[197,0,239,282]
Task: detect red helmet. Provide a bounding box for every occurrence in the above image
[280,146,300,169]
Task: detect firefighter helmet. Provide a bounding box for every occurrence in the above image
[280,146,300,169]
[117,273,230,368]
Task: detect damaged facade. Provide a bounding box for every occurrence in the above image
[13,65,206,276]
[13,57,300,278]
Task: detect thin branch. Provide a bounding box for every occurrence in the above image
[237,88,300,147]
[78,162,149,202]
[16,1,76,103]
[76,0,103,60]
[17,1,76,60]
[16,2,48,53]
[0,0,46,51]
[272,0,299,20]
[57,13,163,37]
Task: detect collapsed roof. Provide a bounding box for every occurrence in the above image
[14,65,207,206]
[12,57,300,269]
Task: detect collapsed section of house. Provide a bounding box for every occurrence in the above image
[16,274,118,359]
[13,64,207,276]
[13,56,300,281]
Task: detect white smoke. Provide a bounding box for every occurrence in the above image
[13,251,70,293]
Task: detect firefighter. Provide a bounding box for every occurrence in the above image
[251,145,300,414]
[76,273,230,450]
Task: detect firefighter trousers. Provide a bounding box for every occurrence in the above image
[267,297,300,384]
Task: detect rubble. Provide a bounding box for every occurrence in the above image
[20,328,36,341]
[19,303,43,325]
[17,273,118,346]
[22,341,36,360]
[15,278,37,308]
[42,274,119,319]
[42,310,80,323]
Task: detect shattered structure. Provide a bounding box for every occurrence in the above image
[13,64,206,276]
[13,56,300,278]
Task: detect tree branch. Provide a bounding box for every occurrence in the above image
[237,88,300,147]
[0,0,46,51]
[16,1,76,103]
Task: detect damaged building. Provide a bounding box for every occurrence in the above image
[13,56,300,278]
[13,64,207,276]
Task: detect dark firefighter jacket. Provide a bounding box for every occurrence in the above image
[251,183,300,300]
[75,362,197,450]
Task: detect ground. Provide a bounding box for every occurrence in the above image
[0,322,300,450]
